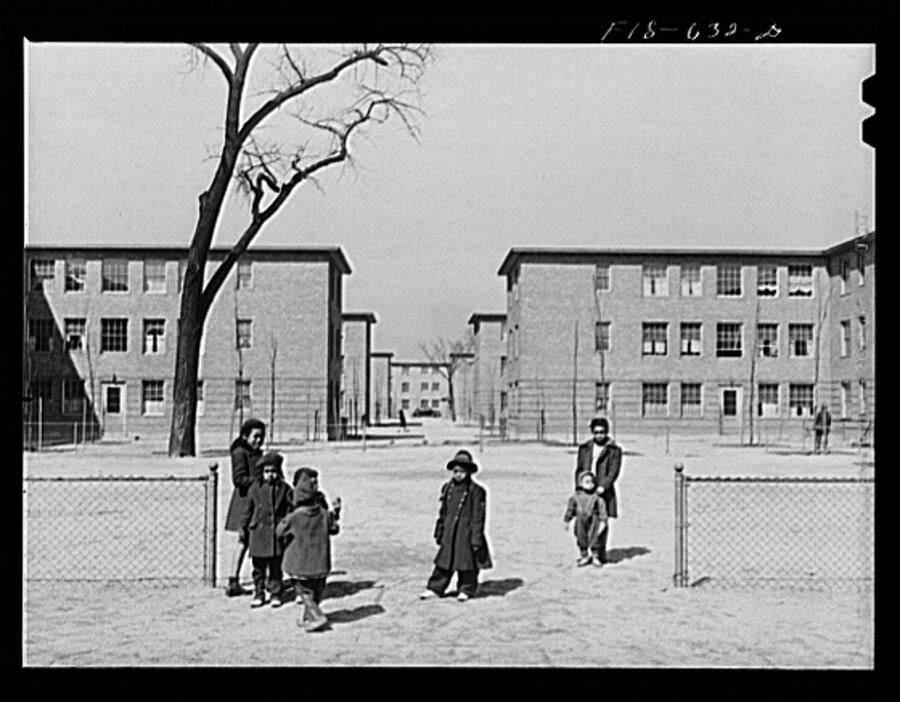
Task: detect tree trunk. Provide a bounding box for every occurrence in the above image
[168,269,205,456]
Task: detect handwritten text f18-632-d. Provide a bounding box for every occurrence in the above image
[600,20,783,42]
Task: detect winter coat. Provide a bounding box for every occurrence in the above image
[575,439,622,518]
[563,490,608,523]
[433,477,492,572]
[240,480,293,558]
[814,408,832,432]
[224,438,263,532]
[276,489,339,579]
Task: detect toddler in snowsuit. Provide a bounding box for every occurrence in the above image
[564,471,608,567]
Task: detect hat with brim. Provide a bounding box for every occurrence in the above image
[446,449,478,473]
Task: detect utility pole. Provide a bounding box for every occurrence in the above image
[572,319,579,446]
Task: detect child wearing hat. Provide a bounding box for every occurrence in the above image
[564,471,609,567]
[240,450,293,608]
[420,449,492,602]
[277,467,341,632]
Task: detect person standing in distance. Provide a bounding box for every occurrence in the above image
[574,415,622,565]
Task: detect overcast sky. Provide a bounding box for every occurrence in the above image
[25,43,874,358]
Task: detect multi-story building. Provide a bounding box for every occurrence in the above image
[496,232,875,442]
[340,312,376,434]
[391,361,449,417]
[23,245,351,448]
[369,351,393,423]
[468,313,506,431]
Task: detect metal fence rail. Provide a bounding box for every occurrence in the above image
[674,464,874,589]
[23,465,219,584]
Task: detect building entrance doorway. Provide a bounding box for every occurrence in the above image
[101,382,126,439]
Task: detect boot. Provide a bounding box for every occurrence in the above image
[224,576,251,597]
[298,592,328,632]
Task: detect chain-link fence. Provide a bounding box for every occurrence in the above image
[23,466,219,584]
[674,466,874,590]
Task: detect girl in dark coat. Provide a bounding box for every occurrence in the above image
[277,468,341,632]
[223,418,266,597]
[420,449,492,602]
[240,451,293,608]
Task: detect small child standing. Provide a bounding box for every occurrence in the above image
[564,472,609,567]
[240,451,293,608]
[277,467,341,632]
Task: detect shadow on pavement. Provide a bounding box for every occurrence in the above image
[605,546,650,564]
[322,579,378,600]
[325,603,386,624]
[476,577,525,598]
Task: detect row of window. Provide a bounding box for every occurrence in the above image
[400,398,442,410]
[27,317,253,354]
[395,365,442,376]
[29,259,253,293]
[400,381,443,393]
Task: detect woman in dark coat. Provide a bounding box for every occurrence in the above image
[223,418,266,597]
[420,449,492,602]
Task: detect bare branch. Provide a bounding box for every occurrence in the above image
[189,43,233,82]
[229,43,244,62]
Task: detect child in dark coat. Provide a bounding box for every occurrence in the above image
[564,472,609,567]
[240,451,293,608]
[420,449,492,602]
[277,467,341,632]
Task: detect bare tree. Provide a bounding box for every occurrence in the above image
[168,43,433,456]
[420,333,474,422]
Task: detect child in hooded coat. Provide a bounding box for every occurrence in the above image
[564,471,609,567]
[277,468,341,632]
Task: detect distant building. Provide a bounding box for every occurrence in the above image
[23,245,351,448]
[391,361,449,417]
[468,313,506,432]
[370,351,393,423]
[496,232,875,442]
[340,312,376,433]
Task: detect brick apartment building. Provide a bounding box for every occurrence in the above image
[340,312,376,434]
[369,351,393,423]
[391,361,449,417]
[468,313,506,431]
[496,231,875,442]
[23,245,351,448]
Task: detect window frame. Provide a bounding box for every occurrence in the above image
[642,322,668,356]
[62,379,85,415]
[64,259,86,293]
[100,318,129,353]
[594,264,610,293]
[788,383,814,417]
[642,382,669,417]
[716,322,743,358]
[30,259,56,291]
[788,323,813,358]
[143,318,167,355]
[757,323,779,358]
[28,318,54,353]
[595,382,610,412]
[642,264,668,297]
[236,319,253,349]
[236,260,253,290]
[595,321,611,353]
[141,379,166,416]
[716,264,743,297]
[680,322,701,357]
[101,259,130,293]
[757,383,780,417]
[64,318,86,351]
[680,382,702,417]
[233,379,252,411]
[787,264,814,298]
[144,259,167,294]
[756,264,777,297]
[680,264,702,297]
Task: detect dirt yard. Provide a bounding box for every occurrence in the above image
[22,423,874,667]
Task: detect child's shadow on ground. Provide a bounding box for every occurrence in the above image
[605,546,650,564]
[282,579,377,603]
[325,604,385,625]
[476,577,525,598]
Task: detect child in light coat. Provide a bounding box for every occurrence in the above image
[564,471,608,567]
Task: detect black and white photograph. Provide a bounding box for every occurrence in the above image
[20,21,876,669]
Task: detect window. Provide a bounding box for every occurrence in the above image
[143,319,166,354]
[419,399,429,409]
[28,318,54,352]
[858,315,867,352]
[431,399,440,409]
[757,265,777,297]
[642,323,668,356]
[196,380,205,416]
[595,321,611,352]
[839,258,849,295]
[643,264,667,297]
[788,324,813,357]
[594,264,610,292]
[30,259,55,290]
[62,379,85,414]
[100,318,128,352]
[840,382,851,419]
[787,264,813,297]
[142,380,165,416]
[680,264,701,297]
[101,259,129,292]
[420,382,429,392]
[431,382,440,391]
[789,383,814,417]
[401,398,410,410]
[857,250,866,286]
[716,264,742,297]
[595,382,610,412]
[64,318,86,351]
[400,365,409,376]
[758,383,779,417]
[234,379,252,411]
[680,323,701,356]
[236,260,252,290]
[642,383,668,417]
[144,260,166,293]
[400,382,410,393]
[716,323,742,357]
[680,383,702,417]
[236,319,252,349]
[65,259,86,292]
[757,323,778,358]
[31,379,53,407]
[840,320,851,357]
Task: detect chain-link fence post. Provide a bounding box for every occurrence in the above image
[674,463,687,587]
[204,463,219,587]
